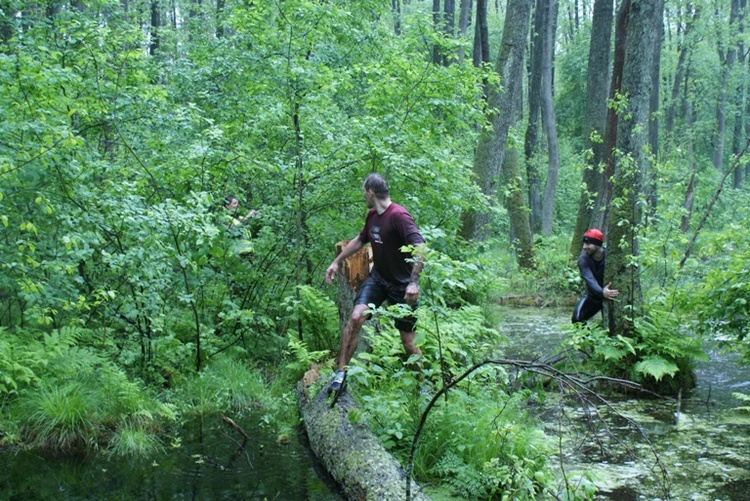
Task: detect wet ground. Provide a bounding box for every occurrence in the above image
[497,306,750,501]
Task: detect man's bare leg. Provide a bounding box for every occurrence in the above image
[336,303,370,371]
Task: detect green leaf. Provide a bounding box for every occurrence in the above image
[634,356,679,381]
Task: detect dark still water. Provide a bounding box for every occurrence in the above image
[0,413,343,500]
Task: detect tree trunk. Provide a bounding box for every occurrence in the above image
[644,0,663,218]
[433,0,442,64]
[149,0,160,56]
[392,0,402,35]
[570,0,614,259]
[297,367,429,501]
[1,1,14,45]
[503,143,536,268]
[680,82,696,233]
[605,0,663,337]
[596,0,630,235]
[525,0,545,235]
[665,5,699,143]
[713,0,741,173]
[461,0,533,245]
[540,0,560,236]
[732,0,747,189]
[458,0,472,63]
[473,0,490,68]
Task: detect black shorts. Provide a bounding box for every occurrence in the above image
[354,274,418,332]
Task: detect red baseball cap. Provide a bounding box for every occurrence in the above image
[583,229,604,246]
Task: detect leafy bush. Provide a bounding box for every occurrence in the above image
[564,309,705,393]
[282,285,340,353]
[5,326,175,454]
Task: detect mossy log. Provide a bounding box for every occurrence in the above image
[297,365,429,501]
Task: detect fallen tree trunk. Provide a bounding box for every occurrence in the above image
[297,365,429,501]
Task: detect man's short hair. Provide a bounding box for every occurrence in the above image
[363,173,390,199]
[223,195,237,206]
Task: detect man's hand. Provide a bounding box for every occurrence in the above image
[603,283,619,300]
[404,282,419,304]
[325,262,339,285]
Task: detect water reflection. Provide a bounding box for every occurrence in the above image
[0,412,343,500]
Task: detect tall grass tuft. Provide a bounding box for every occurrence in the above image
[176,356,269,415]
[21,381,98,450]
[107,423,163,458]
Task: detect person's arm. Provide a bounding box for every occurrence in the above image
[404,247,424,305]
[325,236,365,285]
[240,209,259,223]
[578,256,604,299]
[602,283,619,300]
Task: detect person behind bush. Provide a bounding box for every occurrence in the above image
[572,228,619,323]
[223,194,258,256]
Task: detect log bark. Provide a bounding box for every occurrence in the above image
[334,240,373,355]
[297,366,430,501]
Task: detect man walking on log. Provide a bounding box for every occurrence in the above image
[572,228,619,323]
[325,173,425,393]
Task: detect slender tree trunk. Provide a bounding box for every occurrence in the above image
[458,0,472,63]
[732,0,747,189]
[433,0,442,64]
[681,169,696,233]
[392,0,402,35]
[461,0,533,253]
[570,0,613,259]
[596,0,630,235]
[216,0,225,37]
[149,0,160,56]
[681,73,696,233]
[714,0,741,172]
[525,0,545,234]
[0,1,14,47]
[540,0,560,236]
[503,141,535,268]
[665,5,699,143]
[605,0,663,337]
[644,0,664,218]
[473,0,490,68]
[746,41,750,183]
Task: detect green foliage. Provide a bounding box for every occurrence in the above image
[285,335,332,383]
[21,381,98,450]
[107,423,164,458]
[732,392,750,414]
[424,387,554,500]
[173,356,270,415]
[0,327,41,396]
[4,326,174,454]
[673,217,750,364]
[282,285,340,353]
[565,309,705,392]
[343,254,556,499]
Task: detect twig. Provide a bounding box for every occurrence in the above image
[679,135,750,269]
[221,414,251,440]
[405,358,671,500]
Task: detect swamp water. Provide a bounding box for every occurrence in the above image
[0,412,343,500]
[2,307,748,500]
[498,306,750,501]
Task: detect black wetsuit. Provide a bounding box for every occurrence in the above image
[572,249,606,323]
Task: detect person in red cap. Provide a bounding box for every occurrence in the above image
[572,229,619,323]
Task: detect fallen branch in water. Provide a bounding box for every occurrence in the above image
[406,357,672,500]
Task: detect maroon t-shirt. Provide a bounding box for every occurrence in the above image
[358,203,424,288]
